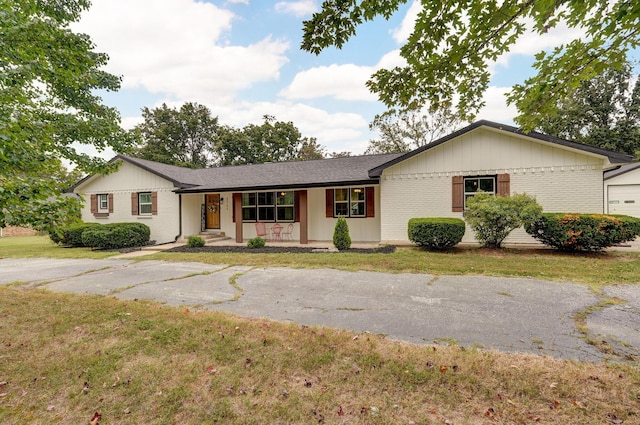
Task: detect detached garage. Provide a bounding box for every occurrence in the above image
[605,163,640,218]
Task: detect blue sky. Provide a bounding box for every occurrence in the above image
[74,0,586,158]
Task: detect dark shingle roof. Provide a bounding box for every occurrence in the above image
[112,153,404,193]
[604,162,640,180]
[369,120,634,177]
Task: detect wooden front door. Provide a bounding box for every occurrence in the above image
[205,194,220,229]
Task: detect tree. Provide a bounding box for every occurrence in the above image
[536,63,640,157]
[366,104,462,154]
[215,115,313,166]
[297,137,326,160]
[135,102,219,168]
[302,1,640,131]
[1,0,133,232]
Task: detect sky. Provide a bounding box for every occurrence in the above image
[73,0,588,158]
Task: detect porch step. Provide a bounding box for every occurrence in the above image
[184,231,230,243]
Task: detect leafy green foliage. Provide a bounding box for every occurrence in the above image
[302,1,640,131]
[333,217,352,250]
[81,223,150,250]
[0,0,134,232]
[408,218,465,250]
[216,115,322,166]
[187,235,206,248]
[535,63,640,157]
[49,222,101,247]
[135,102,219,168]
[465,193,543,248]
[366,105,463,154]
[247,237,265,249]
[525,213,640,252]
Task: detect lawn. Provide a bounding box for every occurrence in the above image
[1,236,639,424]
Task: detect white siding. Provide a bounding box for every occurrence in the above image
[605,167,640,217]
[380,128,608,244]
[74,162,180,244]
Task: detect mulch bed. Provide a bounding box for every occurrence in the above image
[164,245,397,254]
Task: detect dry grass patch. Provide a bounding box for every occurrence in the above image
[1,286,638,424]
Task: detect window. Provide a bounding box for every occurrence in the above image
[452,174,509,212]
[242,191,294,222]
[98,194,109,211]
[464,176,496,207]
[332,187,367,218]
[139,192,153,215]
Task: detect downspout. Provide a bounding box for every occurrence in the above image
[174,193,183,242]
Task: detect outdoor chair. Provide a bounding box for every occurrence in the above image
[281,223,294,240]
[255,222,268,240]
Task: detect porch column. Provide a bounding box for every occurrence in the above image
[233,193,243,243]
[299,190,308,244]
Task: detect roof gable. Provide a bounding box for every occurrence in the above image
[369,120,634,177]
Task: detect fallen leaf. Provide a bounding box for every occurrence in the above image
[549,382,558,388]
[352,335,359,341]
[183,308,189,314]
[549,400,560,409]
[46,405,55,412]
[123,407,131,414]
[439,365,448,374]
[573,400,587,409]
[90,411,101,425]
[606,413,624,424]
[485,407,495,418]
[337,406,344,416]
[244,358,252,368]
[81,382,89,395]
[206,365,218,375]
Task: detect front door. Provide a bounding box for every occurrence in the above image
[205,194,220,229]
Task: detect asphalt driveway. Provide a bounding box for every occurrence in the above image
[2,257,638,362]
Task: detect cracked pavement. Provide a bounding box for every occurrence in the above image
[2,257,638,362]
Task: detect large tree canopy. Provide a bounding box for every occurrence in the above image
[302,1,640,131]
[366,105,462,154]
[1,0,132,231]
[135,102,219,168]
[536,63,640,158]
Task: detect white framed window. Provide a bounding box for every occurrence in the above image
[98,194,109,211]
[139,192,153,215]
[242,191,295,222]
[463,176,496,208]
[334,187,366,217]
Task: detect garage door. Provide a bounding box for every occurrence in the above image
[608,185,640,217]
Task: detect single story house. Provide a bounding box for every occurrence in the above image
[72,120,633,245]
[604,162,640,218]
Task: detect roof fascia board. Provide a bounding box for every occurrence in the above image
[175,179,380,194]
[114,155,190,188]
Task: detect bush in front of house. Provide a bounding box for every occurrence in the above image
[247,236,265,249]
[81,222,151,249]
[333,216,352,250]
[49,222,101,247]
[187,235,206,247]
[408,218,465,250]
[525,213,640,252]
[465,193,543,248]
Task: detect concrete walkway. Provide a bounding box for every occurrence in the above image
[2,257,638,363]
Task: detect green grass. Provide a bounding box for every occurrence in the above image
[1,286,638,425]
[0,235,117,259]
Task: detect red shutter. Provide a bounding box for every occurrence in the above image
[232,193,241,223]
[452,176,464,212]
[325,189,334,218]
[294,190,301,222]
[365,187,375,218]
[497,174,510,196]
[90,194,97,215]
[108,193,114,213]
[151,192,158,215]
[131,192,139,215]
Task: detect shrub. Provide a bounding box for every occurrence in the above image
[408,218,465,250]
[525,213,640,252]
[333,216,351,250]
[247,236,265,249]
[49,222,101,247]
[465,193,543,248]
[187,235,206,247]
[81,222,150,249]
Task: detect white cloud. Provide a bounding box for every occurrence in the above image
[275,0,317,17]
[391,0,422,43]
[476,86,518,124]
[279,64,376,101]
[75,0,289,102]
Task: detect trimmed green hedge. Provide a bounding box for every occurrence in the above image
[49,222,101,247]
[333,217,352,250]
[525,213,640,252]
[187,235,206,247]
[81,222,151,250]
[247,236,265,249]
[408,218,465,250]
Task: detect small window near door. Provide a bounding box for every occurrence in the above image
[98,194,109,212]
